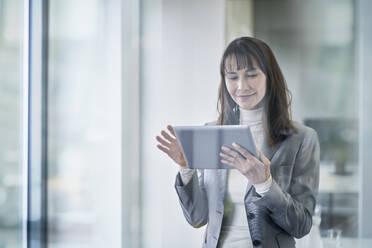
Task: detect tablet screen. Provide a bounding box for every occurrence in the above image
[173,125,258,169]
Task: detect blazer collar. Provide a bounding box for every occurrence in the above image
[261,134,280,162]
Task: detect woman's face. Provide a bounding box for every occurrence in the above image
[224,57,267,110]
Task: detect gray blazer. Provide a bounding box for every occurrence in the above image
[174,120,320,248]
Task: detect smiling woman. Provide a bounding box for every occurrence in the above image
[217,37,295,146]
[224,59,267,111]
[156,36,320,248]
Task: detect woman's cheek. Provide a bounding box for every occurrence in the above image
[226,82,237,94]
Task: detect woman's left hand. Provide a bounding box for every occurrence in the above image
[219,142,271,184]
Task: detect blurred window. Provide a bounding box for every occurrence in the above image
[0,0,26,247]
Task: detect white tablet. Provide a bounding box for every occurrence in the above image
[173,125,258,169]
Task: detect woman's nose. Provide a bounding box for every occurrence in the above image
[237,77,250,90]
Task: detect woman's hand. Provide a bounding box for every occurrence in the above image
[155,125,187,167]
[219,142,271,184]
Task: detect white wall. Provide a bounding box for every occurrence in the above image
[141,0,225,247]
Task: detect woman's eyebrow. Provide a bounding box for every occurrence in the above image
[226,68,258,74]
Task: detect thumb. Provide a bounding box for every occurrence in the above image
[257,149,263,161]
[258,149,267,164]
[258,149,263,158]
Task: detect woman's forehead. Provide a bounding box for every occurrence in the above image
[224,55,258,72]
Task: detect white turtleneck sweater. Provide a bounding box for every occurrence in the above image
[179,106,273,247]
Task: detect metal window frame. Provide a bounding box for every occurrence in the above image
[22,0,30,247]
[27,0,49,247]
[357,0,372,239]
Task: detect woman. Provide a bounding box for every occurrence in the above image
[155,36,320,248]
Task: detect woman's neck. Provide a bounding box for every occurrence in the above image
[239,106,264,125]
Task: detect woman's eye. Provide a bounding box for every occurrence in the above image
[246,74,257,78]
[228,77,238,81]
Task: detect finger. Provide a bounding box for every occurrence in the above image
[157,144,170,155]
[221,145,245,161]
[258,149,270,166]
[231,142,255,161]
[167,125,177,138]
[219,151,234,162]
[156,135,171,148]
[233,142,262,164]
[161,130,175,142]
[259,150,263,160]
[220,159,236,168]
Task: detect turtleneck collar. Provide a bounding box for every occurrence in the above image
[239,106,264,125]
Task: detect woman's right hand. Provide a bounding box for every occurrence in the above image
[155,125,187,167]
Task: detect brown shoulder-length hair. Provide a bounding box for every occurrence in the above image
[217,36,297,146]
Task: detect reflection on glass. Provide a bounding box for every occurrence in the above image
[321,228,342,248]
[47,0,121,247]
[227,0,358,242]
[0,0,25,247]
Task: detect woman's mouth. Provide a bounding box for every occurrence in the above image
[237,92,256,99]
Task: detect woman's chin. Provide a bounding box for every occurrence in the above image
[238,102,257,109]
[239,105,255,110]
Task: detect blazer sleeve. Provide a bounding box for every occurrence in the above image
[174,121,211,228]
[253,128,320,238]
[174,169,208,228]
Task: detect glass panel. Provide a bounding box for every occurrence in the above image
[253,0,358,239]
[47,0,122,247]
[227,0,359,245]
[143,0,371,247]
[0,0,26,248]
[141,0,225,247]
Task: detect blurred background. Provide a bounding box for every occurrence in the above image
[0,0,372,247]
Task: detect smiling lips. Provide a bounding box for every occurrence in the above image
[237,92,256,97]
